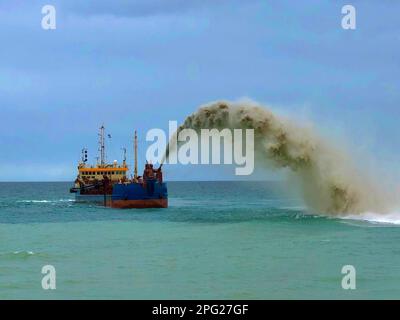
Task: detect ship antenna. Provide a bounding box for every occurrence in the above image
[121,147,127,166]
[134,130,138,180]
[98,125,106,167]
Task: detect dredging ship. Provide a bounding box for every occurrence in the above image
[69,126,168,208]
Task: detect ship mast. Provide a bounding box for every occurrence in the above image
[134,130,138,179]
[122,147,127,166]
[99,125,106,167]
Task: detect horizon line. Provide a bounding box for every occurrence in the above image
[0,179,285,183]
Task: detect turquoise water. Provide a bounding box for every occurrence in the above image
[0,181,399,299]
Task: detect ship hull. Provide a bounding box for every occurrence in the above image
[75,194,112,203]
[111,198,168,209]
[72,180,168,209]
[110,180,168,209]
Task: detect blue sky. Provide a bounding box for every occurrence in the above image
[0,0,399,181]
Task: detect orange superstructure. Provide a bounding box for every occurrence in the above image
[78,166,128,182]
[74,125,129,186]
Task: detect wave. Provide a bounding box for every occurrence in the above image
[17,199,74,203]
[342,211,400,225]
[13,250,35,255]
[0,250,36,259]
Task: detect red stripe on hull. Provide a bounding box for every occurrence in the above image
[111,199,168,209]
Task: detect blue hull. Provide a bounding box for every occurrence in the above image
[74,179,168,208]
[111,180,168,208]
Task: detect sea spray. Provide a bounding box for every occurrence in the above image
[163,100,393,215]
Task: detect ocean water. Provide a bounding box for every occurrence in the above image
[0,181,400,299]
